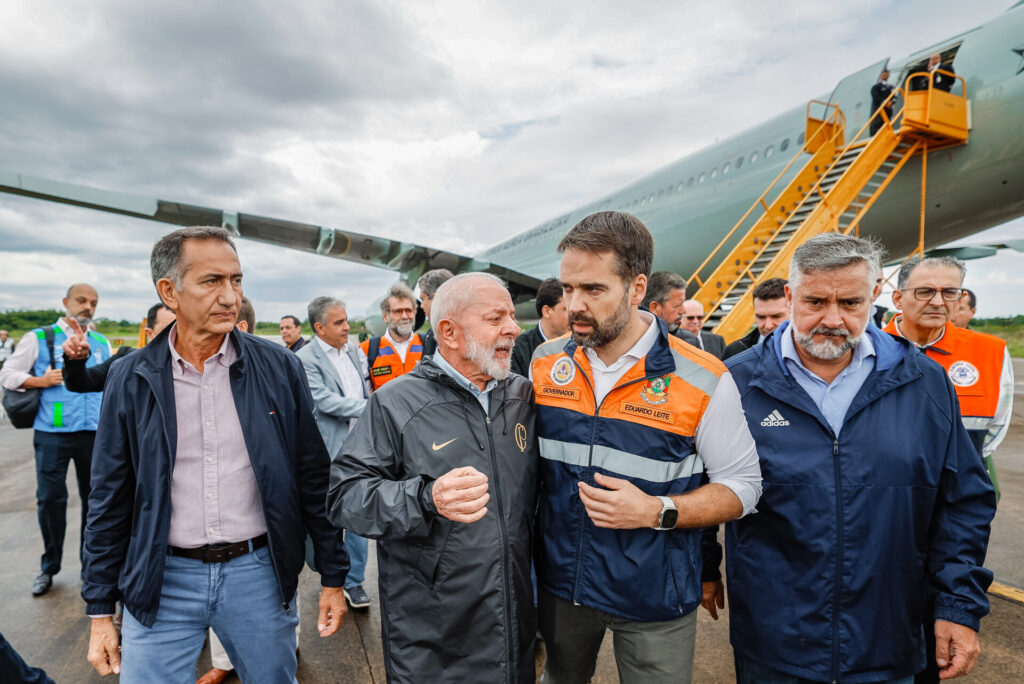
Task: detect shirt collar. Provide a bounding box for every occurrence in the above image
[315,335,342,356]
[781,323,876,381]
[384,329,412,348]
[54,318,73,336]
[584,310,659,372]
[433,348,497,399]
[168,324,235,374]
[892,315,946,349]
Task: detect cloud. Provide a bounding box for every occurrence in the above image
[1,0,1021,323]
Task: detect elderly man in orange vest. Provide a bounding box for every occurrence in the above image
[361,283,424,390]
[884,255,1011,684]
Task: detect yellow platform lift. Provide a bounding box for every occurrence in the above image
[688,71,970,343]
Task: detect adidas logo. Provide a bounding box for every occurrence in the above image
[760,409,790,427]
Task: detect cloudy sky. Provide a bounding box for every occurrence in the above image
[1,0,1022,324]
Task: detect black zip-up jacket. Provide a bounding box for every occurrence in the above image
[328,356,537,684]
[81,326,348,626]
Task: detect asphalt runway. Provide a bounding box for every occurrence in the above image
[1,360,1022,683]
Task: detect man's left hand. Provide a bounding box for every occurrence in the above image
[317,586,348,637]
[935,620,980,679]
[578,473,661,529]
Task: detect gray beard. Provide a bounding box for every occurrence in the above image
[793,324,861,360]
[465,330,512,381]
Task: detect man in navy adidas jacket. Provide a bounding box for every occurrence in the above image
[713,234,995,683]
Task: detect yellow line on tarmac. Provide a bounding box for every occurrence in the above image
[989,581,1024,605]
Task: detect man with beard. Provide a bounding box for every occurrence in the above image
[329,272,537,683]
[361,283,424,391]
[712,234,995,682]
[1,283,111,597]
[530,212,761,684]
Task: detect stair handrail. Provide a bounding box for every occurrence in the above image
[902,68,967,128]
[686,101,846,290]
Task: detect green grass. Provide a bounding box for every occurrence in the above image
[971,316,1024,357]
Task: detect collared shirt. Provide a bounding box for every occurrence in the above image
[433,349,497,413]
[584,311,661,406]
[781,324,877,437]
[166,325,266,548]
[385,329,412,364]
[0,318,112,391]
[316,335,367,401]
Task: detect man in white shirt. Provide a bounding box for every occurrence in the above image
[297,297,373,611]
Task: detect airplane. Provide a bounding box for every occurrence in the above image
[3,2,1024,336]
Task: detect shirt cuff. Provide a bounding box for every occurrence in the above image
[86,601,118,617]
[713,479,761,518]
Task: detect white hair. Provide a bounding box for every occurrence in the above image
[430,272,506,330]
[788,233,884,290]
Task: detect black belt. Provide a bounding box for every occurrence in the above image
[168,533,268,564]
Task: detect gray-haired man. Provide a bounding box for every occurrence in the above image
[297,296,373,610]
[329,272,537,683]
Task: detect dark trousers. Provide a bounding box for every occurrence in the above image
[914,609,939,684]
[33,430,94,575]
[0,633,54,684]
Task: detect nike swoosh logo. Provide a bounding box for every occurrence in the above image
[432,438,458,451]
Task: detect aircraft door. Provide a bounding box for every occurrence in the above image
[826,58,891,137]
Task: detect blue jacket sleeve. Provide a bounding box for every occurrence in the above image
[290,357,350,588]
[928,374,997,631]
[80,361,136,615]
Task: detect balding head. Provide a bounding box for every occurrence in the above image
[432,273,520,386]
[682,300,705,334]
[63,283,99,327]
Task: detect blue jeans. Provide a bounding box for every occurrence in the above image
[33,430,93,575]
[121,545,298,684]
[344,531,367,588]
[734,653,914,684]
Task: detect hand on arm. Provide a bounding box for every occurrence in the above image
[578,474,743,529]
[87,617,121,676]
[317,586,348,637]
[431,466,489,523]
[935,620,980,679]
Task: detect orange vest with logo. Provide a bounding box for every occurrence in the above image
[883,317,1005,424]
[360,334,424,391]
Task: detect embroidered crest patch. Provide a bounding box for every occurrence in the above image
[641,376,671,405]
[550,357,576,385]
[948,360,980,387]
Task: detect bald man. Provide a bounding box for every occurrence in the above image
[677,300,727,359]
[0,284,112,596]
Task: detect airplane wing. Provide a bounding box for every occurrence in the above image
[0,172,542,301]
[926,240,1024,260]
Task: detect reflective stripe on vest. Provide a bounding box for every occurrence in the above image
[360,334,424,390]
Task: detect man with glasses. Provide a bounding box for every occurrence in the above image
[677,300,726,359]
[883,256,1010,683]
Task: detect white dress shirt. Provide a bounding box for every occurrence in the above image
[316,336,367,405]
[384,329,412,363]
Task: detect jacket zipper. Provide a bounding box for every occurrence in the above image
[568,354,666,605]
[831,437,842,684]
[484,413,515,684]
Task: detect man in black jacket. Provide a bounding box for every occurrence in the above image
[329,272,538,684]
[510,277,568,376]
[722,278,789,360]
[870,69,895,135]
[911,54,956,92]
[83,227,349,682]
[63,302,175,393]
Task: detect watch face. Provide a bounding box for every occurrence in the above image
[661,508,678,529]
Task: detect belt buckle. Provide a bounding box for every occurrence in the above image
[203,542,232,564]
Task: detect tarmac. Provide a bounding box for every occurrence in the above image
[1,360,1023,683]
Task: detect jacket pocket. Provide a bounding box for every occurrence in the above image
[416,521,457,589]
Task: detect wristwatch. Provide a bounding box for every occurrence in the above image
[653,496,678,531]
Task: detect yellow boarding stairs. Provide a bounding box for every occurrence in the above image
[688,70,970,343]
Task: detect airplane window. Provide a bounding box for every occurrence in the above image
[722,162,731,175]
[676,182,684,192]
[780,138,790,152]
[640,197,646,206]
[798,131,805,145]
[750,151,758,164]
[656,190,664,201]
[736,156,743,169]
[698,172,706,183]
[687,177,694,187]
[710,168,718,179]
[765,145,774,158]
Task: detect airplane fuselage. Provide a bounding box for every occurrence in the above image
[481,4,1024,281]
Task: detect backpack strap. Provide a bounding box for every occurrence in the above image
[367,336,381,367]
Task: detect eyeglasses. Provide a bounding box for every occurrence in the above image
[900,287,964,302]
[684,315,703,321]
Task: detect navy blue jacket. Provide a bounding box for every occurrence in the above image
[81,326,348,626]
[724,323,995,682]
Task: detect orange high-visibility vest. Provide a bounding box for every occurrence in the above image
[883,318,1005,428]
[360,334,424,391]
